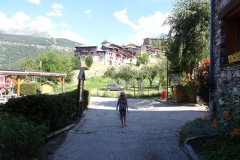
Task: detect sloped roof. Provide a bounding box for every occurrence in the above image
[101,40,110,44]
[41,81,54,86]
[0,69,67,78]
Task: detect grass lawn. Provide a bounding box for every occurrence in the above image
[54,61,167,98]
[54,75,165,98]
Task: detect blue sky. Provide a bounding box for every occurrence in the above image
[0,0,173,47]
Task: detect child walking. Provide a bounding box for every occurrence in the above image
[116,91,129,127]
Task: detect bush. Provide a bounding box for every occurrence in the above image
[1,89,90,133]
[14,82,40,96]
[183,81,197,102]
[196,65,209,105]
[0,114,47,160]
[178,118,218,146]
[200,135,240,160]
[179,80,240,159]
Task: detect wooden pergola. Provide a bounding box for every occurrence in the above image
[0,69,67,97]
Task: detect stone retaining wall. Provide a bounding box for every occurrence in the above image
[213,0,240,103]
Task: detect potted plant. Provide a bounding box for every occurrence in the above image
[228,44,240,63]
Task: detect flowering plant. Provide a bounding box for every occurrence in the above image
[212,80,240,136]
[232,44,240,55]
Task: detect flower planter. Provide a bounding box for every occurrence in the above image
[228,52,240,63]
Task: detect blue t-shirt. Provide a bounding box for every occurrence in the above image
[118,98,127,109]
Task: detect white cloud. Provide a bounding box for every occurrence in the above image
[138,11,170,34]
[0,12,17,29]
[84,10,91,14]
[27,0,41,4]
[0,12,85,43]
[60,22,70,28]
[127,31,150,45]
[0,12,56,32]
[46,3,65,17]
[59,30,86,43]
[113,8,138,30]
[114,8,170,44]
[12,12,31,25]
[84,10,92,17]
[30,16,56,31]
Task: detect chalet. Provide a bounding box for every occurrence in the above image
[211,0,240,108]
[74,40,137,66]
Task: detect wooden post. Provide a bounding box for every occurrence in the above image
[10,75,20,97]
[17,75,20,97]
[62,77,64,93]
[58,77,65,93]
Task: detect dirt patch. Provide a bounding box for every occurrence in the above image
[40,131,68,159]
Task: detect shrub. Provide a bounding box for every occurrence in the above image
[200,135,240,160]
[179,80,240,159]
[178,118,218,146]
[196,65,209,105]
[1,89,90,133]
[212,80,240,135]
[183,80,197,102]
[14,82,40,96]
[0,114,47,160]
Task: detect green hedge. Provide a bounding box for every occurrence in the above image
[0,114,47,160]
[14,82,40,96]
[1,89,90,133]
[0,89,90,159]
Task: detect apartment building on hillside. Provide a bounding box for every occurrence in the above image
[143,38,163,46]
[74,40,137,66]
[74,45,106,64]
[142,38,165,56]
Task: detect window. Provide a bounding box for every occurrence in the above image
[238,18,240,43]
[218,1,240,63]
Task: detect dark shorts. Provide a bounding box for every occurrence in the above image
[119,108,126,119]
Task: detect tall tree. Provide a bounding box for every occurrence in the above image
[36,52,64,84]
[155,59,167,91]
[85,55,93,68]
[118,65,135,88]
[19,56,37,70]
[164,0,210,77]
[135,68,149,91]
[143,66,157,87]
[60,52,74,83]
[104,67,120,84]
[136,51,150,66]
[71,57,81,70]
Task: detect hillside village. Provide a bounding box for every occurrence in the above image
[74,38,165,67]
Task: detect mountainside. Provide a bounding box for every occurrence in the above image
[0,27,52,38]
[0,33,82,69]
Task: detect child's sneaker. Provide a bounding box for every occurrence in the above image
[124,122,127,126]
[121,124,124,127]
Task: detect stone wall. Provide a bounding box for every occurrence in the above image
[213,0,240,103]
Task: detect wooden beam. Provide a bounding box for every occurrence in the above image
[41,123,75,141]
[9,75,21,97]
[62,77,64,93]
[58,77,65,93]
[17,75,20,97]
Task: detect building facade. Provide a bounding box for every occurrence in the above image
[212,0,240,105]
[74,40,137,67]
[143,38,163,46]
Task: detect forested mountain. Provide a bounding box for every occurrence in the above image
[0,33,81,69]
